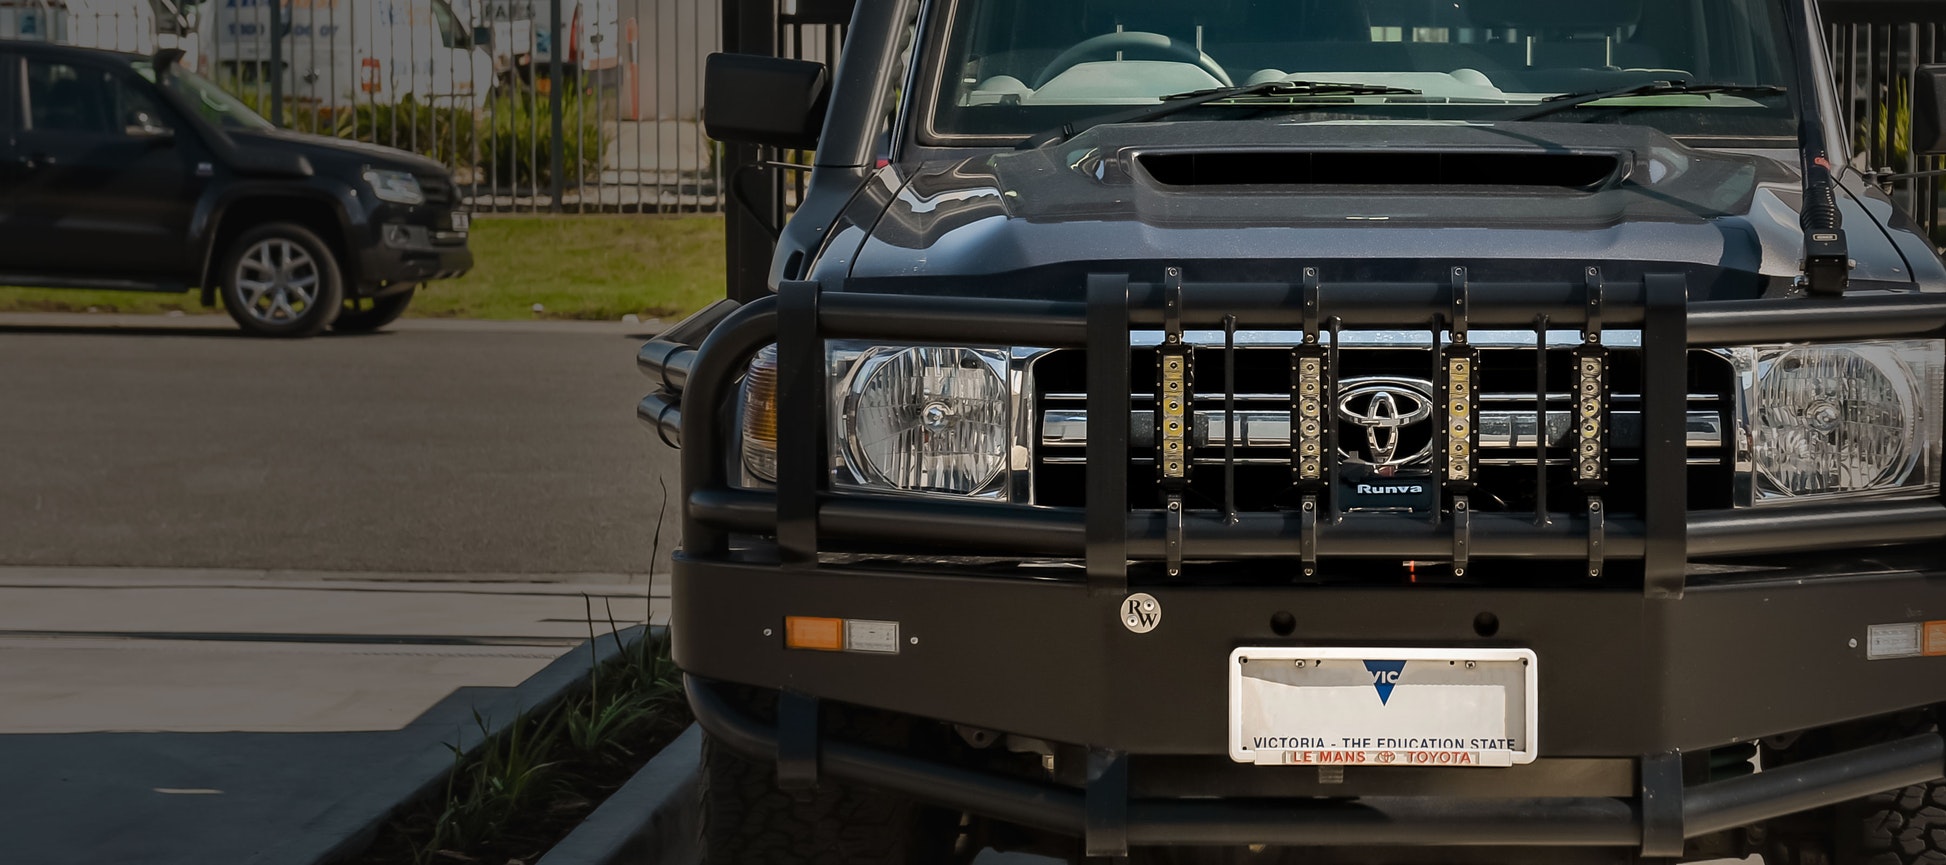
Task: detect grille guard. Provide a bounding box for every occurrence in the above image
[657,272,1946,599]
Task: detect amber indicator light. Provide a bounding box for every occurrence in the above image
[784,617,845,651]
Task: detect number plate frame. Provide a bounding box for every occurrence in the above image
[1228,646,1538,767]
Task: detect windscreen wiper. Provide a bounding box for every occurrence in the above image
[1019,80,1423,149]
[1497,81,1786,122]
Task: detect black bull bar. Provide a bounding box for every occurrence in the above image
[643,273,1946,855]
[647,273,1946,596]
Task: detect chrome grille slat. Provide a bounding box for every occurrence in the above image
[1040,392,1721,403]
[1041,409,1725,451]
[1039,455,1724,467]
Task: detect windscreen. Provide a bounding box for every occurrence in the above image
[927,0,1798,141]
[132,61,277,131]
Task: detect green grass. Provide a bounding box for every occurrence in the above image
[355,623,689,865]
[0,214,726,322]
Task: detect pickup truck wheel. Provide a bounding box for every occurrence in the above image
[219,223,344,338]
[333,288,415,333]
[699,709,963,864]
[1843,781,1946,865]
[1764,713,1946,865]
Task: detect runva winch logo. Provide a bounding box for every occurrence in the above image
[1356,483,1427,495]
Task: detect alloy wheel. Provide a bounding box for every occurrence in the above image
[233,238,322,325]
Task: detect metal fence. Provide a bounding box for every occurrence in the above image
[1825,0,1946,243]
[184,0,735,212]
[9,0,1946,225]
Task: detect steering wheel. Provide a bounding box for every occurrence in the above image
[1031,31,1234,90]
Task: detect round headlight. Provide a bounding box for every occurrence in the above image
[1753,346,1918,498]
[844,347,1009,495]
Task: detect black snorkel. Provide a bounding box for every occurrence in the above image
[1784,0,1850,295]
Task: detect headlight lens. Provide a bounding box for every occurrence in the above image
[1747,340,1942,503]
[835,346,1012,497]
[363,168,426,205]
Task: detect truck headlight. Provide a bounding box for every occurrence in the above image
[362,168,425,205]
[833,345,1012,497]
[1744,340,1942,503]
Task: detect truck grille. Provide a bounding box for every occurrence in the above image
[417,175,456,206]
[1031,342,1735,516]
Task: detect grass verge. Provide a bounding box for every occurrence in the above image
[352,610,690,865]
[0,215,725,323]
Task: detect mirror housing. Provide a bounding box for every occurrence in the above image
[1914,65,1946,154]
[703,53,830,150]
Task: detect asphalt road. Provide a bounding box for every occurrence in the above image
[0,316,678,578]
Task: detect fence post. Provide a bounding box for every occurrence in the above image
[548,0,565,212]
[722,0,780,303]
[267,0,283,127]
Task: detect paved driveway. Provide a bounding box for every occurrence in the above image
[0,315,678,577]
[0,314,677,865]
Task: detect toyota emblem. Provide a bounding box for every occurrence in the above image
[1336,378,1436,468]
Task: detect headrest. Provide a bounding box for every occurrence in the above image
[1460,0,1643,29]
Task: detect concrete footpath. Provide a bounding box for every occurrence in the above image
[0,567,667,865]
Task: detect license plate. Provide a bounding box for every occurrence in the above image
[450,212,471,232]
[1229,647,1537,767]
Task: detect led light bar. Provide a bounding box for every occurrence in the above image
[1294,350,1327,483]
[1444,349,1478,488]
[1161,350,1191,481]
[1576,347,1609,486]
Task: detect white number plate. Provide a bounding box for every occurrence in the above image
[450,212,471,232]
[1229,647,1537,767]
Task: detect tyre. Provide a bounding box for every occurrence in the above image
[699,701,962,865]
[1843,780,1946,865]
[219,222,344,338]
[1765,712,1946,865]
[333,288,415,333]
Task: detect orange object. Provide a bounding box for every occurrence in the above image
[741,349,779,447]
[785,617,844,651]
[623,17,640,119]
[1925,621,1946,657]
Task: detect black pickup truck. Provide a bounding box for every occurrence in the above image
[641,0,1946,862]
[0,41,472,336]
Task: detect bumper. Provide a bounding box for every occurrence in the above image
[679,556,1946,853]
[676,556,1946,757]
[355,217,473,291]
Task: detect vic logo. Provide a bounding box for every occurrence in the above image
[1363,660,1408,705]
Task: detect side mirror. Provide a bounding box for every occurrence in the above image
[473,25,493,48]
[703,53,829,151]
[1913,65,1946,154]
